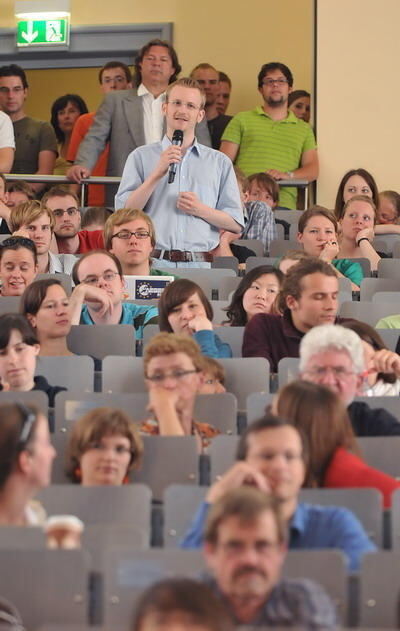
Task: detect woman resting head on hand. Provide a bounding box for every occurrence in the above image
[65,407,143,486]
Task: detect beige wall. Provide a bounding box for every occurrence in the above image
[316,0,400,207]
[2,0,313,120]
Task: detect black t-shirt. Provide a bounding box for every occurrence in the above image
[348,400,400,436]
[207,114,232,149]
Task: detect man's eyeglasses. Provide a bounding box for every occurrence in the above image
[304,366,357,380]
[52,208,79,218]
[262,78,289,86]
[111,230,151,240]
[168,99,200,111]
[146,369,199,383]
[82,271,119,285]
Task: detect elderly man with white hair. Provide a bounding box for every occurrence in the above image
[299,324,400,436]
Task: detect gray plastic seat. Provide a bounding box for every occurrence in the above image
[102,356,145,393]
[246,391,274,424]
[0,549,90,628]
[388,489,400,550]
[0,295,20,314]
[245,256,278,272]
[0,390,48,415]
[360,277,400,301]
[36,272,72,293]
[339,301,400,327]
[217,275,241,301]
[163,484,208,547]
[269,239,298,257]
[211,256,239,273]
[210,326,245,356]
[67,324,136,359]
[359,551,400,627]
[376,328,400,351]
[277,356,300,386]
[218,357,270,410]
[357,436,400,477]
[378,259,400,279]
[36,355,95,392]
[355,395,400,423]
[209,435,239,481]
[234,238,264,256]
[154,268,236,300]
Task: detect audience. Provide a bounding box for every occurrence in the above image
[9,200,76,274]
[202,487,337,628]
[240,173,278,252]
[334,167,379,219]
[299,324,400,436]
[216,71,232,115]
[198,356,226,394]
[0,236,38,296]
[182,413,376,570]
[20,278,73,357]
[0,173,11,235]
[131,577,233,631]
[70,250,158,340]
[5,180,35,209]
[242,258,340,371]
[224,265,283,326]
[336,195,382,271]
[0,314,66,409]
[158,278,232,358]
[42,186,104,254]
[342,319,400,396]
[0,109,14,174]
[104,208,172,277]
[190,63,232,149]
[81,207,112,231]
[50,94,88,175]
[0,402,55,525]
[297,206,363,289]
[377,190,400,225]
[65,407,143,485]
[275,379,400,507]
[278,249,311,274]
[142,333,219,449]
[288,89,311,123]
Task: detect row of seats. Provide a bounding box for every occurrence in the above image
[1,542,400,628]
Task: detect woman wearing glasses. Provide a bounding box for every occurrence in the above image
[0,402,55,525]
[0,236,38,296]
[20,278,73,357]
[0,314,66,410]
[65,407,143,485]
[274,380,400,508]
[69,250,158,341]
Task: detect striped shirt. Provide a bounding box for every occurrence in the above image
[222,108,316,209]
[242,200,278,254]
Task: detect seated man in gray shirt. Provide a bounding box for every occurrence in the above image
[115,77,244,268]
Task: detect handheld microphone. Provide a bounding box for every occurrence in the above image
[168,129,184,184]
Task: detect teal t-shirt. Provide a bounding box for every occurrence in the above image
[332,259,364,286]
[80,302,158,340]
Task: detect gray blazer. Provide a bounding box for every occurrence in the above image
[74,88,212,205]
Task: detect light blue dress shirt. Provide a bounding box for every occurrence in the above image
[115,136,244,251]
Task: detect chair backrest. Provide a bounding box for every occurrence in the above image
[360,278,400,301]
[300,488,383,545]
[67,324,136,359]
[218,357,270,409]
[269,239,298,257]
[376,328,400,351]
[378,258,400,279]
[163,484,208,547]
[134,436,199,501]
[0,526,46,548]
[339,301,400,327]
[375,234,400,254]
[393,241,400,259]
[373,292,400,304]
[36,355,95,393]
[278,356,300,387]
[359,551,400,627]
[38,484,152,535]
[0,295,20,314]
[155,268,236,300]
[217,276,240,301]
[210,300,230,324]
[209,435,239,482]
[355,395,400,422]
[283,550,348,623]
[389,489,400,550]
[103,548,206,628]
[211,256,239,273]
[102,356,144,393]
[357,436,400,477]
[350,257,372,278]
[0,549,90,628]
[245,256,279,272]
[274,209,303,225]
[234,238,264,256]
[0,390,48,416]
[211,326,245,356]
[36,272,72,294]
[246,392,274,424]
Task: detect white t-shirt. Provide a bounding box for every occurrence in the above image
[0,111,15,149]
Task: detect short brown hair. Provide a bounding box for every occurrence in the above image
[104,208,156,250]
[6,180,35,199]
[247,172,280,204]
[9,200,55,233]
[280,249,312,265]
[277,257,338,312]
[340,194,377,223]
[297,206,338,234]
[200,356,225,386]
[81,207,112,230]
[72,249,123,286]
[204,486,287,545]
[158,279,212,332]
[42,185,79,207]
[65,407,143,483]
[144,332,205,375]
[166,77,206,109]
[134,39,181,87]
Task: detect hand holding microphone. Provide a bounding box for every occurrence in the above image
[154,130,184,182]
[168,129,184,183]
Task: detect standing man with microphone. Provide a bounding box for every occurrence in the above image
[115,78,244,268]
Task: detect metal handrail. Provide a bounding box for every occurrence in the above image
[4,173,310,207]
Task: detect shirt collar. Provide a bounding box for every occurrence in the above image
[282,309,304,339]
[254,106,299,123]
[290,502,307,535]
[138,83,166,101]
[161,134,201,156]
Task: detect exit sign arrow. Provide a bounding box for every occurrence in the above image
[21,21,38,44]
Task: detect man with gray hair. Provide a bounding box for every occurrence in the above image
[300,324,400,436]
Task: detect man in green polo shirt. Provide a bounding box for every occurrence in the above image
[220,62,318,209]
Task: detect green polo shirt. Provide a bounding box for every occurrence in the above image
[222,108,316,209]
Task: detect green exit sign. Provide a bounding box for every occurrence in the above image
[16,17,69,47]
